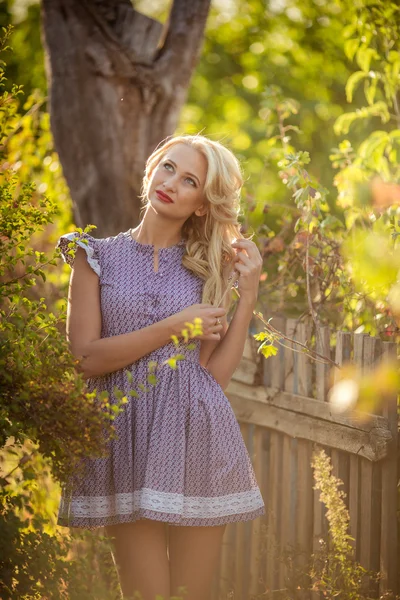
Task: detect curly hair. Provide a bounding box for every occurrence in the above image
[140,134,249,310]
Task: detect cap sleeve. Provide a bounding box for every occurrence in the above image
[56,232,101,277]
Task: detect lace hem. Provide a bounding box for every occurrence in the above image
[59,487,265,520]
[57,232,101,277]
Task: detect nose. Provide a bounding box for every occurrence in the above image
[163,173,178,192]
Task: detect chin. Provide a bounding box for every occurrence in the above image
[148,198,173,215]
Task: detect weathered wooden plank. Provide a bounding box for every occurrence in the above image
[359,336,382,594]
[331,449,350,510]
[232,357,258,385]
[353,332,366,368]
[348,332,365,564]
[265,431,281,593]
[359,458,381,580]
[278,434,293,591]
[331,332,352,513]
[297,320,313,397]
[312,444,325,600]
[234,423,247,597]
[333,330,352,388]
[249,426,264,596]
[312,444,325,554]
[347,333,365,565]
[312,328,331,600]
[243,424,254,595]
[296,440,314,571]
[348,455,361,561]
[226,385,391,461]
[379,342,398,596]
[226,380,390,433]
[243,335,257,361]
[316,326,331,402]
[270,316,286,390]
[259,429,270,593]
[284,318,298,393]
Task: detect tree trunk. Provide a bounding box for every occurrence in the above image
[41,0,211,236]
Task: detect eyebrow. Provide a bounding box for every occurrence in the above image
[164,158,201,186]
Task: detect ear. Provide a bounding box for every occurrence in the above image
[195,203,207,217]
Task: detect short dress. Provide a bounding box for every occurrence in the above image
[56,229,266,528]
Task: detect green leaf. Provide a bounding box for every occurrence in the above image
[356,46,378,73]
[345,71,367,103]
[344,38,359,62]
[320,215,344,230]
[364,76,378,106]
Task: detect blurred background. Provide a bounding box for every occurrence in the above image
[0,0,399,598]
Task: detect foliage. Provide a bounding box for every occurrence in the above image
[0,1,45,99]
[310,448,372,598]
[4,0,400,333]
[238,0,400,370]
[0,1,399,597]
[0,181,127,481]
[0,28,124,598]
[0,28,208,597]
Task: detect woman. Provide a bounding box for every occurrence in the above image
[57,134,265,600]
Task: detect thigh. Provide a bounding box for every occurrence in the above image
[107,519,170,600]
[168,524,226,600]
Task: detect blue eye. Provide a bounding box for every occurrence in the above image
[186,177,196,187]
[163,162,173,171]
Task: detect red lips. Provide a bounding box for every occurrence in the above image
[156,190,174,203]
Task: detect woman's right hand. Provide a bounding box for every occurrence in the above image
[172,303,226,341]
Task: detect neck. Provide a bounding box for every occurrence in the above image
[131,210,184,249]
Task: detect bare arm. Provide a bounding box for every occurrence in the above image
[205,296,255,390]
[67,247,225,379]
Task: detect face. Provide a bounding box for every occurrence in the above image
[146,143,208,220]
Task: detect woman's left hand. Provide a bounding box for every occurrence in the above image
[231,239,263,305]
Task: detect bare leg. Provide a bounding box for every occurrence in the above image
[106,519,170,600]
[168,524,226,600]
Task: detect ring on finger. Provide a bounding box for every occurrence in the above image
[215,317,221,326]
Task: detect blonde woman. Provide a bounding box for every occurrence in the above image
[57,134,265,600]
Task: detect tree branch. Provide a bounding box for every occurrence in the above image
[155,0,211,84]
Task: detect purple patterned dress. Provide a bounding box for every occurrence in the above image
[57,229,265,528]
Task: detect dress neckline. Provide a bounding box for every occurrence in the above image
[126,229,186,250]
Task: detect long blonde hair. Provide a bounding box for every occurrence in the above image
[141,134,248,309]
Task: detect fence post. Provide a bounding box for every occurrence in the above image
[379,341,398,596]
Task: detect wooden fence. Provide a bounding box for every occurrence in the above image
[211,317,399,599]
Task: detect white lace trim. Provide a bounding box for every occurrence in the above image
[59,232,101,277]
[59,487,265,519]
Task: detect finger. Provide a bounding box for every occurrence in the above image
[235,254,261,275]
[203,333,221,341]
[209,322,224,332]
[232,240,261,261]
[235,252,253,267]
[234,262,251,275]
[210,307,226,317]
[203,320,223,333]
[197,332,221,341]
